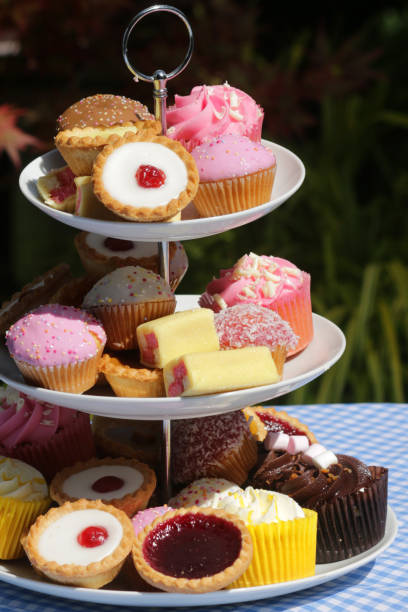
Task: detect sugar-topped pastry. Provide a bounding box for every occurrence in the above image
[22,499,134,588]
[92,132,199,222]
[137,308,219,368]
[163,346,280,397]
[50,457,156,517]
[82,266,175,351]
[132,506,253,593]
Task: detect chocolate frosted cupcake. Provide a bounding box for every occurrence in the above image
[251,449,388,563]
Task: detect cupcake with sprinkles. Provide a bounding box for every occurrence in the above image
[82,266,176,351]
[5,304,106,394]
[191,134,277,217]
[55,93,161,176]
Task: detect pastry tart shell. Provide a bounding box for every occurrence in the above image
[132,506,253,593]
[50,456,156,517]
[99,352,165,397]
[21,499,135,588]
[92,133,199,222]
[242,405,318,443]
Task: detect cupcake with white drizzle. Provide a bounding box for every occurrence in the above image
[82,265,175,351]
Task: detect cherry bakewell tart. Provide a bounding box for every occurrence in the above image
[55,93,161,176]
[50,457,156,517]
[243,406,318,443]
[21,499,134,588]
[132,506,253,593]
[92,132,199,222]
[99,351,165,398]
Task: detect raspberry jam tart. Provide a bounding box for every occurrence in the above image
[132,507,253,593]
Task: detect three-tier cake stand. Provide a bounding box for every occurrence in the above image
[2,5,393,609]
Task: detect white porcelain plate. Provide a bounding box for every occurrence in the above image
[18,140,305,241]
[0,508,397,607]
[0,296,345,420]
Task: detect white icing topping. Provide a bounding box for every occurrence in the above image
[85,233,158,260]
[62,465,144,500]
[38,509,123,565]
[211,486,304,525]
[0,457,48,501]
[101,142,188,209]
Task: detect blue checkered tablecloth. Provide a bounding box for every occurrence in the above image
[0,403,406,612]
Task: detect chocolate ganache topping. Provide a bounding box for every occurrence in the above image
[251,452,374,510]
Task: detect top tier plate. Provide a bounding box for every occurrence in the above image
[19,140,305,242]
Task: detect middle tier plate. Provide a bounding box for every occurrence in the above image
[0,296,345,420]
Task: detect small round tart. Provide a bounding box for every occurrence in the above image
[21,499,134,588]
[92,133,199,222]
[132,506,253,593]
[242,406,317,443]
[50,457,156,517]
[99,351,164,397]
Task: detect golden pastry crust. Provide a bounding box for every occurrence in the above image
[21,499,134,588]
[242,406,317,443]
[93,417,159,466]
[0,263,72,336]
[132,506,253,593]
[50,457,156,517]
[99,351,165,397]
[92,133,199,222]
[55,121,161,176]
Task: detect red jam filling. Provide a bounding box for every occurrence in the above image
[142,513,241,578]
[103,237,134,252]
[77,525,108,548]
[257,411,303,436]
[168,361,187,397]
[136,164,166,188]
[141,332,158,365]
[50,167,76,203]
[91,475,124,493]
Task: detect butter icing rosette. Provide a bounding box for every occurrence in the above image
[0,385,95,480]
[0,456,51,559]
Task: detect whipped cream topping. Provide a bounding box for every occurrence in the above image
[62,465,144,500]
[0,456,48,501]
[37,508,123,565]
[101,142,188,208]
[82,265,174,307]
[212,486,305,525]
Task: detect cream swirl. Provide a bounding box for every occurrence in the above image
[0,456,48,501]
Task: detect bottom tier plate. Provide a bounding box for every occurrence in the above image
[0,507,397,607]
[0,296,346,419]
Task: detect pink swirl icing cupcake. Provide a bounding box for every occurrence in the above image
[199,253,313,355]
[191,135,276,217]
[6,304,106,393]
[166,83,263,152]
[0,385,95,480]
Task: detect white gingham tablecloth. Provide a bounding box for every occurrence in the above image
[0,403,406,612]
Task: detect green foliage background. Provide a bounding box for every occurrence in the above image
[0,1,407,404]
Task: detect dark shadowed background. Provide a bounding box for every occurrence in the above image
[0,0,407,404]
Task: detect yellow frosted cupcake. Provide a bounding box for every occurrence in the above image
[0,456,51,560]
[210,486,317,587]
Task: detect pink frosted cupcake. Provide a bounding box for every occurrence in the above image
[166,83,264,152]
[0,385,95,481]
[6,304,106,393]
[191,135,276,217]
[199,252,313,355]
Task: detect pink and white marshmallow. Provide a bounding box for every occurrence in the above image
[264,431,289,451]
[312,450,338,470]
[302,443,327,464]
[287,435,309,455]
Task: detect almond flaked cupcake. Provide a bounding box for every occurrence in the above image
[82,265,175,351]
[91,132,199,222]
[50,456,156,517]
[55,94,161,176]
[191,135,276,217]
[5,304,106,394]
[21,499,134,588]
